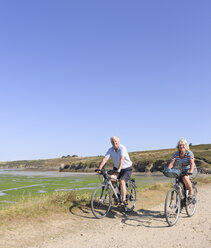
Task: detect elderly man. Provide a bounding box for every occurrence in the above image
[98,136,133,205]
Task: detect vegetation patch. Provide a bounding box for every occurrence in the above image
[195,176,211,185]
[1,144,210,173]
[0,191,91,224]
[0,176,210,225]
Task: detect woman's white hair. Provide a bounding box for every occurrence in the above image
[110,136,120,143]
[176,138,189,151]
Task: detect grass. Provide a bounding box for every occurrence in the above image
[0,191,90,222]
[1,175,210,225]
[0,173,172,209]
[194,175,211,185]
[0,174,101,209]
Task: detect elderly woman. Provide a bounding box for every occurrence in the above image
[168,138,197,198]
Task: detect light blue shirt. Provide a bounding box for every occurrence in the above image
[105,144,132,169]
[171,150,196,169]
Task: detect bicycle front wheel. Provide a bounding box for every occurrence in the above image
[165,188,181,226]
[125,181,137,212]
[91,184,112,219]
[185,184,197,217]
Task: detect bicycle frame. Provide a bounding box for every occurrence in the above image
[101,173,121,201]
[91,169,137,218]
[164,173,197,226]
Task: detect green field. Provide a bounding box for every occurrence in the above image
[0,174,98,209]
[0,173,172,209]
[0,172,210,222]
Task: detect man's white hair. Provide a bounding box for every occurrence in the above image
[110,136,120,143]
[176,138,190,151]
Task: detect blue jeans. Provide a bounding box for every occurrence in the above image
[181,166,197,178]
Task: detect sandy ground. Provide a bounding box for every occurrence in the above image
[0,185,210,248]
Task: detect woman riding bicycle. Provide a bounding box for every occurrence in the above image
[97,136,133,205]
[167,138,197,199]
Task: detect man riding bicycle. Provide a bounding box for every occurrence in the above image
[98,136,133,206]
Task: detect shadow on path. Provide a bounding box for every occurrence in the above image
[69,204,125,219]
[69,204,168,228]
[121,208,168,228]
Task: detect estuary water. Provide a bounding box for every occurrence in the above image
[0,169,206,208]
[0,168,170,181]
[0,169,91,177]
[0,168,173,188]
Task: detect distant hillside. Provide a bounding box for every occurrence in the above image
[0,144,211,173]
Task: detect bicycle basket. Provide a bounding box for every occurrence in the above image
[163,168,181,178]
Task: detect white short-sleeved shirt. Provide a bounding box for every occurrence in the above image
[105,144,132,169]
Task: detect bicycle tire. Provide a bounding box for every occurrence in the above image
[125,181,137,212]
[91,184,112,219]
[185,184,197,217]
[165,188,181,226]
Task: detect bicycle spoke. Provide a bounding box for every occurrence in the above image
[91,185,112,219]
[165,188,180,226]
[125,181,137,212]
[185,185,197,217]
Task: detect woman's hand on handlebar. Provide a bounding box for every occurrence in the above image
[182,171,193,176]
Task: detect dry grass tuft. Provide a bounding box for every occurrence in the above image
[0,191,90,224]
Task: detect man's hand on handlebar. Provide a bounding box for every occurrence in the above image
[95,169,102,174]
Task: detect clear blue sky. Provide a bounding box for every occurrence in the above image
[0,0,211,161]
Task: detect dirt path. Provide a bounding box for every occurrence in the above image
[1,185,211,248]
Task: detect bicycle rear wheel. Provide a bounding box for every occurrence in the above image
[185,184,197,217]
[165,188,181,226]
[91,184,112,219]
[125,181,137,212]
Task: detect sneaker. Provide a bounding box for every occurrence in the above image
[120,201,128,212]
[188,194,194,200]
[120,201,128,207]
[113,198,118,205]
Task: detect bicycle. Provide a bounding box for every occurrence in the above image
[164,170,197,226]
[91,169,137,219]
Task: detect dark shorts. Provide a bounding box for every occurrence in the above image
[114,167,132,183]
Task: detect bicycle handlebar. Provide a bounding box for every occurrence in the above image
[95,169,119,174]
[94,169,120,180]
[95,169,108,177]
[163,168,193,179]
[181,171,192,176]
